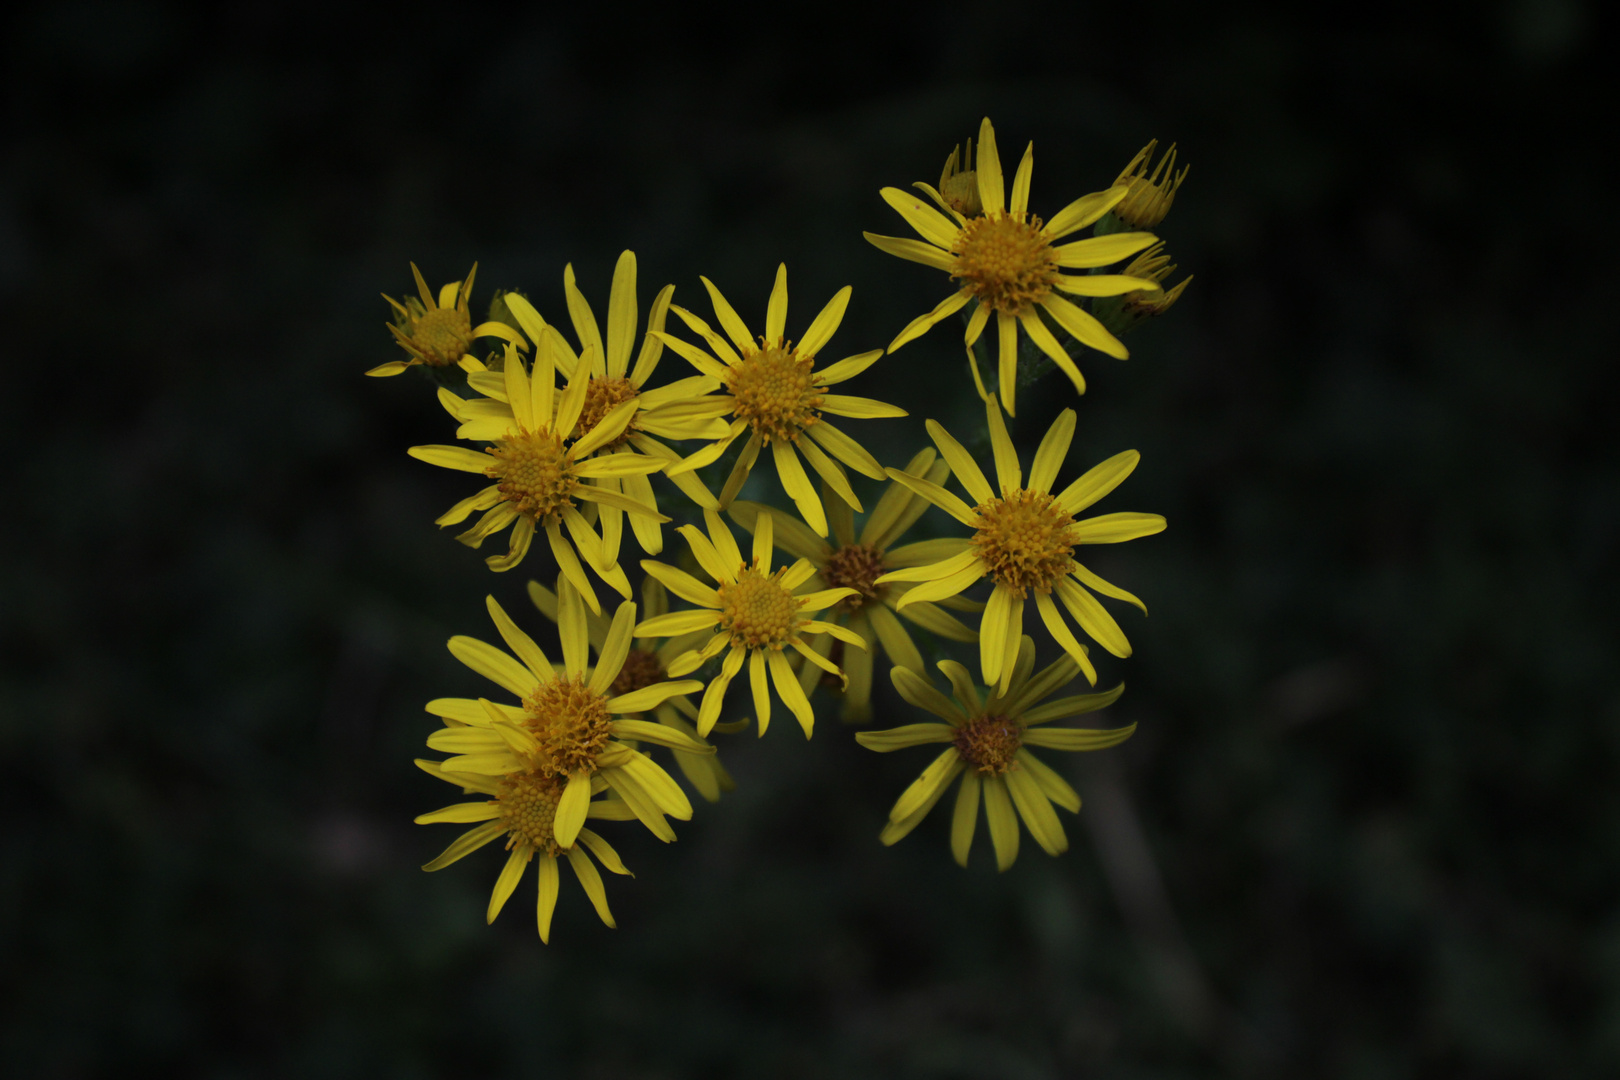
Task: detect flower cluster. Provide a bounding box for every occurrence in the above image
[375,118,1189,939]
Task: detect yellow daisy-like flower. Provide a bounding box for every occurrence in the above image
[1117,241,1192,319]
[725,447,980,723]
[864,117,1163,414]
[655,264,905,536]
[414,584,714,940]
[856,637,1134,870]
[370,263,524,377]
[424,586,713,839]
[471,251,730,561]
[409,341,669,608]
[633,508,866,738]
[878,396,1166,691]
[415,758,632,942]
[1109,140,1189,230]
[527,574,737,803]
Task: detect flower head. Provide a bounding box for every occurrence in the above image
[409,341,671,608]
[726,446,980,723]
[370,263,524,377]
[865,118,1165,414]
[655,265,905,537]
[633,508,868,738]
[855,640,1134,870]
[415,584,713,939]
[1110,140,1188,230]
[938,139,983,217]
[528,574,736,802]
[466,252,729,561]
[877,396,1166,691]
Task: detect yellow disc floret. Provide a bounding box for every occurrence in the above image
[407,305,474,367]
[486,430,577,524]
[951,214,1059,314]
[522,676,614,776]
[496,771,567,855]
[725,344,823,444]
[822,543,887,614]
[953,713,1023,775]
[970,490,1076,598]
[715,565,801,650]
[576,376,641,448]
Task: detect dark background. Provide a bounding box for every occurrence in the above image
[3,2,1616,1077]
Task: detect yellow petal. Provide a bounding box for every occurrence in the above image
[925,419,994,505]
[974,116,1004,216]
[765,263,788,345]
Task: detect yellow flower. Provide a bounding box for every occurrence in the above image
[466,251,730,560]
[1117,241,1192,319]
[725,447,979,723]
[414,584,713,940]
[409,341,669,608]
[655,264,905,536]
[633,508,867,738]
[1110,140,1188,230]
[937,138,983,217]
[370,263,525,377]
[527,574,737,803]
[856,638,1134,870]
[864,117,1163,415]
[878,396,1166,691]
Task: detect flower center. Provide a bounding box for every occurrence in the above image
[970,489,1075,598]
[822,543,886,614]
[725,344,822,444]
[953,713,1022,775]
[487,429,578,524]
[576,376,641,448]
[497,770,567,854]
[715,565,801,650]
[609,649,666,699]
[951,213,1058,313]
[411,306,472,366]
[522,675,614,776]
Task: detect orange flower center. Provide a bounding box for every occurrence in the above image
[951,213,1058,314]
[576,376,641,448]
[953,713,1022,775]
[487,429,578,524]
[822,543,887,614]
[497,770,567,855]
[970,489,1075,598]
[715,565,801,650]
[522,675,613,776]
[609,649,666,699]
[726,343,822,444]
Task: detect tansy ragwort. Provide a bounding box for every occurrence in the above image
[370,263,525,377]
[385,116,1190,940]
[878,396,1166,692]
[527,574,737,803]
[865,117,1164,415]
[479,251,732,559]
[416,580,713,939]
[857,637,1134,870]
[656,264,906,536]
[633,508,866,738]
[412,340,668,605]
[725,448,979,723]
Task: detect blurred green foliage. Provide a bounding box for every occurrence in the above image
[2,2,1615,1077]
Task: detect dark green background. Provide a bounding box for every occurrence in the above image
[4,3,1615,1077]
